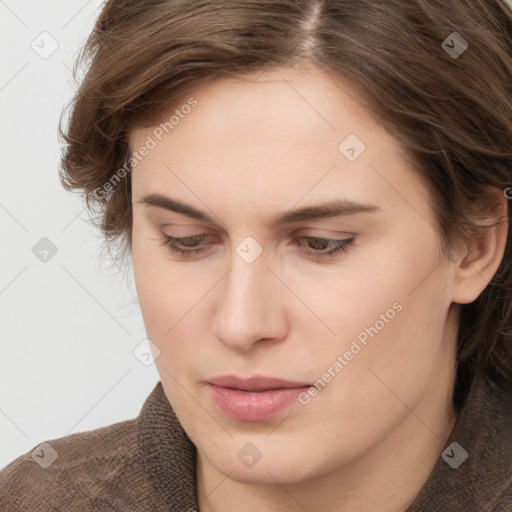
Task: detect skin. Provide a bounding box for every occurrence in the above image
[129,64,507,511]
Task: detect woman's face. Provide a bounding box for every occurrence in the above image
[129,65,459,484]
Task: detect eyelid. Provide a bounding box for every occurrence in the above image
[159,224,354,238]
[159,232,355,250]
[160,222,216,232]
[296,228,355,237]
[158,229,356,261]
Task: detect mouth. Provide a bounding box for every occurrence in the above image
[206,375,312,421]
[208,374,311,391]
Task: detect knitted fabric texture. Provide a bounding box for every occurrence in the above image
[1,372,511,511]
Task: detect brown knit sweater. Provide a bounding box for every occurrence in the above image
[1,372,511,511]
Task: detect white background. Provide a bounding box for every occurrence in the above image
[0,0,159,470]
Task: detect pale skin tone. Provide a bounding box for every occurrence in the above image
[129,64,507,511]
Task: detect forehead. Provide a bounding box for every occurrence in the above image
[130,66,380,149]
[128,66,428,225]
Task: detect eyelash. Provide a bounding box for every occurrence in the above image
[157,232,355,261]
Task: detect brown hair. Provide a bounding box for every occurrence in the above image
[58,0,512,408]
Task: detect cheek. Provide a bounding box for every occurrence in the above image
[358,284,450,416]
[311,231,450,388]
[298,244,424,350]
[131,225,214,367]
[131,224,179,338]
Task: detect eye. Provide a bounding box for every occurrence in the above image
[294,236,355,261]
[157,232,355,261]
[157,233,211,256]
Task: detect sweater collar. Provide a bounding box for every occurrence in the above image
[139,373,512,511]
[139,381,198,510]
[407,373,512,511]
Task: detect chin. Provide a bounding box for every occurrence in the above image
[206,446,323,486]
[223,463,307,486]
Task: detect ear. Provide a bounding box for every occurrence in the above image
[451,187,509,305]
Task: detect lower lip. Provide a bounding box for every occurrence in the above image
[207,384,311,421]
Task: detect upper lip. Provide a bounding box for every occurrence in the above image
[208,375,311,391]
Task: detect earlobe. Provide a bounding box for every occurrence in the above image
[451,190,508,305]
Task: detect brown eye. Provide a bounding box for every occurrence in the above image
[295,236,355,261]
[158,233,210,256]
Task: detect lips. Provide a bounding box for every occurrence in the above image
[206,374,312,421]
[208,374,311,391]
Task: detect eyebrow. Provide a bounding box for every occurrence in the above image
[137,193,381,229]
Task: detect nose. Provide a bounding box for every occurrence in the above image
[211,249,288,352]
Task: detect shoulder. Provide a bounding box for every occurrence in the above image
[0,417,152,511]
[493,482,512,511]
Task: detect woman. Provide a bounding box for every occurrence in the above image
[1,0,511,510]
